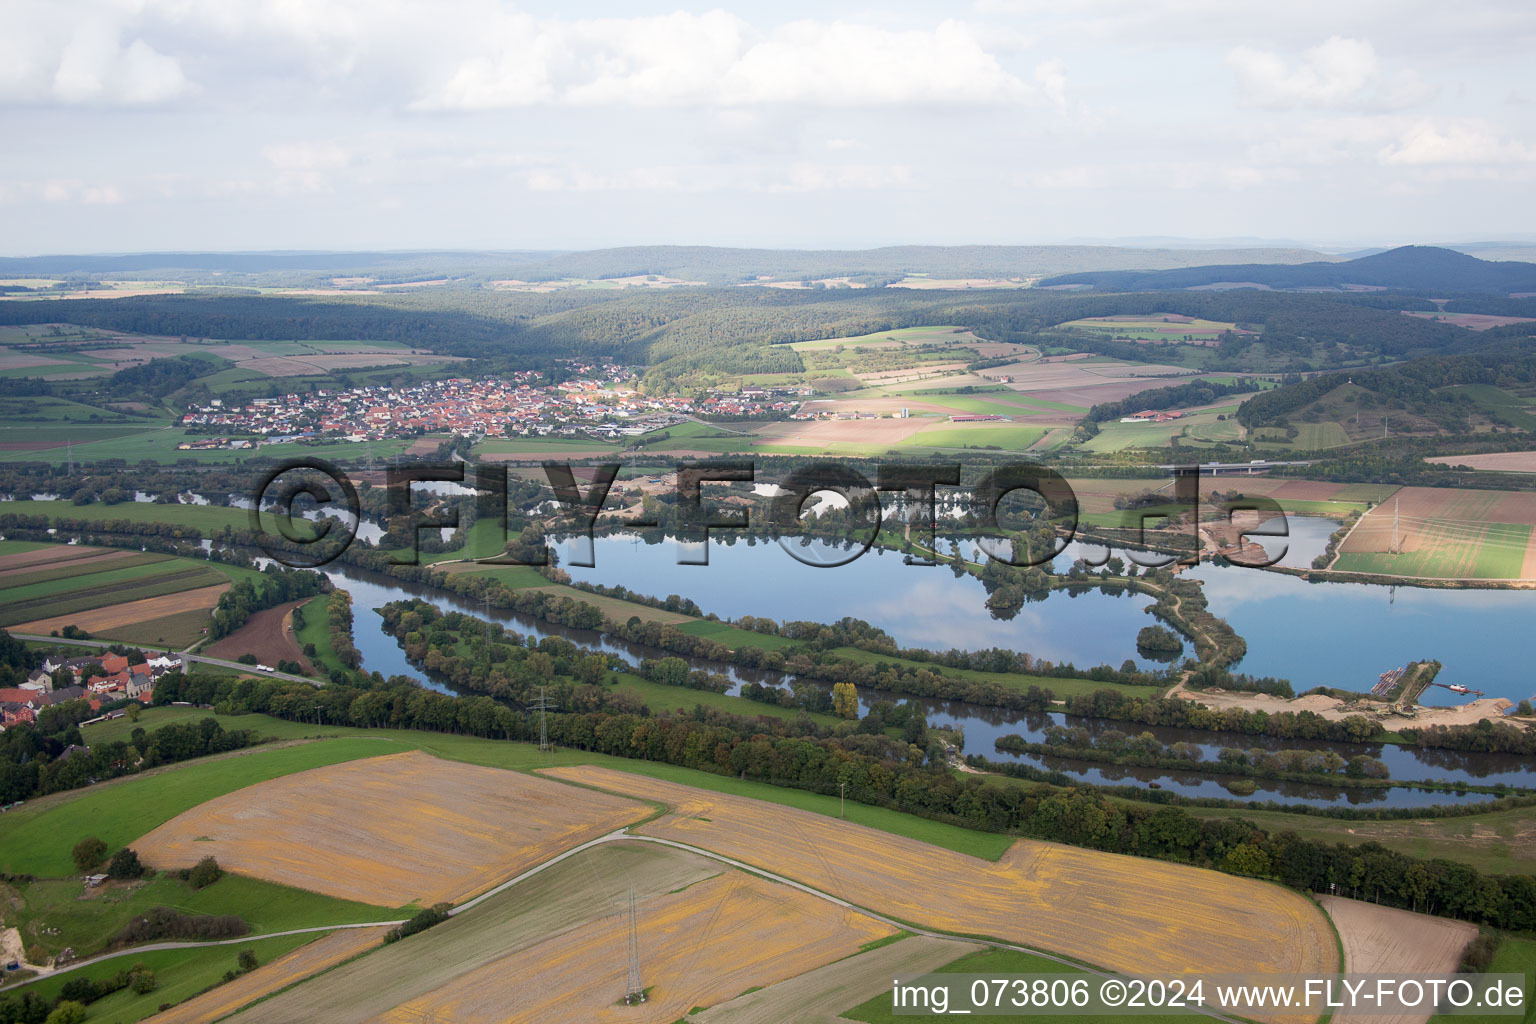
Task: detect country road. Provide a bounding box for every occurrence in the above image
[9,634,319,687]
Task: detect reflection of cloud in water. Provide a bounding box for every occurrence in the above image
[861,577,1131,664]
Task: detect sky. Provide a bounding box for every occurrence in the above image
[2,0,1534,255]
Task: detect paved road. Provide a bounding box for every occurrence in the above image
[5,920,402,982]
[9,634,319,687]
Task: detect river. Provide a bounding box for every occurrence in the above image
[313,533,1534,810]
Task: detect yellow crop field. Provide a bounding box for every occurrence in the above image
[543,767,1338,983]
[134,751,649,906]
[368,872,892,1024]
[144,927,391,1024]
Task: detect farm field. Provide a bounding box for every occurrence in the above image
[692,934,979,1024]
[787,325,995,353]
[204,599,312,672]
[131,750,651,906]
[12,584,230,641]
[1428,450,1536,473]
[1336,485,1536,579]
[842,946,1214,1024]
[0,546,164,583]
[79,709,1016,860]
[0,541,269,638]
[1056,312,1252,343]
[1181,803,1536,876]
[1405,311,1536,331]
[225,843,715,1023]
[0,554,234,629]
[4,869,390,963]
[0,499,320,537]
[543,766,1339,981]
[21,933,322,1023]
[906,423,1050,450]
[0,737,409,877]
[1431,938,1536,1023]
[1318,897,1476,1024]
[374,870,893,1024]
[142,926,392,1024]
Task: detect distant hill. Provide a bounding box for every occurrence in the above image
[492,244,1332,284]
[0,244,1332,287]
[1038,246,1536,295]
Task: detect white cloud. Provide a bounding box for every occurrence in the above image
[417,14,1037,109]
[1227,36,1430,111]
[80,184,124,204]
[0,7,192,106]
[523,161,914,194]
[262,141,352,172]
[1033,59,1068,113]
[1379,121,1536,165]
[772,163,913,192]
[31,179,125,203]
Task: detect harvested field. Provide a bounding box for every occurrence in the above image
[0,544,114,572]
[133,751,649,907]
[371,871,892,1024]
[0,353,69,370]
[1428,450,1536,473]
[1319,896,1475,1024]
[143,926,391,1024]
[238,352,460,376]
[0,550,162,587]
[230,844,729,1023]
[543,767,1337,985]
[1404,311,1536,330]
[96,607,216,648]
[1338,485,1536,578]
[691,934,977,1024]
[204,600,312,673]
[8,581,229,633]
[477,448,618,462]
[854,362,971,381]
[752,418,929,447]
[878,372,999,392]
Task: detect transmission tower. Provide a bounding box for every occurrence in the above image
[529,686,557,755]
[1391,497,1400,554]
[624,885,645,1005]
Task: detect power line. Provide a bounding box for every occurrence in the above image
[529,686,557,759]
[624,884,644,1005]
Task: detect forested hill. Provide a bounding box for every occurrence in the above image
[1236,340,1536,437]
[1039,246,1536,295]
[484,244,1331,285]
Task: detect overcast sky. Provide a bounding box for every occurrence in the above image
[3,0,1534,255]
